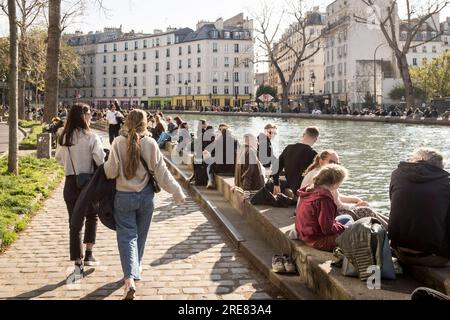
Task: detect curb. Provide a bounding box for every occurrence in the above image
[163,155,316,300]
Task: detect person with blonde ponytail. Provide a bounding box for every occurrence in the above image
[104,109,186,300]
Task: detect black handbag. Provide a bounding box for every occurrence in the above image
[68,147,94,189]
[140,156,161,193]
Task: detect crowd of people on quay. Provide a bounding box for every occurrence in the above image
[52,100,450,300]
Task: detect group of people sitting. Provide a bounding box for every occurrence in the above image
[178,120,450,270]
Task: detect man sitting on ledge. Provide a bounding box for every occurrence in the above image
[389,148,450,267]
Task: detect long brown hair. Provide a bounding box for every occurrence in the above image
[58,104,90,147]
[124,110,149,180]
[303,150,337,176]
[313,164,348,188]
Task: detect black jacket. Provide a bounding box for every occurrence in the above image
[257,133,275,169]
[272,143,317,192]
[72,164,116,231]
[205,129,239,175]
[389,162,450,257]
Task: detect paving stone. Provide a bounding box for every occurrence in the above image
[0,178,280,300]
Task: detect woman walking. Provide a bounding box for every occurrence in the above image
[104,109,186,300]
[56,104,106,274]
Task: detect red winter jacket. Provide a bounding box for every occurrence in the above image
[295,187,345,243]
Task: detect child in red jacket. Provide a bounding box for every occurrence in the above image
[296,164,351,251]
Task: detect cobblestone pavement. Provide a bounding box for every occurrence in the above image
[0,180,282,300]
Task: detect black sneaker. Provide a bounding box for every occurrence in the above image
[84,250,99,266]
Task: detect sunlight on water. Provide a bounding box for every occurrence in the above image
[173,113,450,215]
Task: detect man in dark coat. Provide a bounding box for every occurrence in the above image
[389,148,450,267]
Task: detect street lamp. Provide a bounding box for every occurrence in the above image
[184,80,188,110]
[128,83,132,109]
[374,43,387,108]
[310,71,316,111]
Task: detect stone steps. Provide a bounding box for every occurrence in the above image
[161,152,450,300]
[163,154,319,300]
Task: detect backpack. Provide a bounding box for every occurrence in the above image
[335,217,396,281]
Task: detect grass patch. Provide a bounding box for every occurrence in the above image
[19,121,44,150]
[0,156,64,251]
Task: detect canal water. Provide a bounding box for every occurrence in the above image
[172,113,450,215]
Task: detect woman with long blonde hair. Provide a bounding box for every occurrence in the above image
[105,109,186,300]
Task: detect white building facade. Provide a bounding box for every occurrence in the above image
[62,14,254,109]
[323,0,397,109]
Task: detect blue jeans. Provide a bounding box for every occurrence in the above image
[114,185,155,280]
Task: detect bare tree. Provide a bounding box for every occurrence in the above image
[43,0,106,123]
[7,0,19,174]
[362,0,450,109]
[254,0,323,112]
[1,0,46,120]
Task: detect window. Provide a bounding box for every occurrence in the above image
[234,86,239,95]
[234,72,239,82]
[155,50,159,59]
[103,90,106,97]
[224,86,229,94]
[143,64,147,72]
[197,86,201,95]
[134,53,137,61]
[188,58,192,68]
[188,45,191,54]
[113,66,116,75]
[155,88,159,96]
[197,57,201,67]
[166,61,170,71]
[143,76,146,86]
[143,52,146,60]
[155,62,159,71]
[245,72,250,84]
[178,60,182,69]
[133,65,137,73]
[103,66,107,75]
[125,42,128,51]
[143,88,147,96]
[423,46,427,53]
[224,71,229,82]
[124,65,128,74]
[156,38,160,46]
[178,87,182,95]
[234,57,239,67]
[113,78,117,87]
[113,44,117,52]
[134,76,137,86]
[224,44,229,53]
[113,55,116,63]
[211,30,219,38]
[178,73,182,84]
[197,72,201,82]
[179,47,182,55]
[213,57,218,68]
[166,49,170,57]
[155,75,159,85]
[103,55,107,63]
[224,57,229,67]
[103,78,107,87]
[134,41,138,50]
[244,59,250,68]
[197,44,201,53]
[213,86,218,94]
[413,58,418,66]
[213,72,219,82]
[187,73,191,82]
[234,44,239,53]
[167,36,171,45]
[112,89,116,97]
[244,87,249,95]
[124,77,128,86]
[124,89,128,97]
[103,44,107,53]
[412,47,417,53]
[143,40,148,48]
[213,43,218,53]
[166,75,171,84]
[224,31,230,39]
[124,54,128,62]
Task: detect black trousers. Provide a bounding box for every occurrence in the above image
[63,176,98,261]
[109,124,120,145]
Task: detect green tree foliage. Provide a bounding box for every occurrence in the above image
[389,85,427,101]
[410,52,450,101]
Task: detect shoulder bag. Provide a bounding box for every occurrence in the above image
[140,156,161,193]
